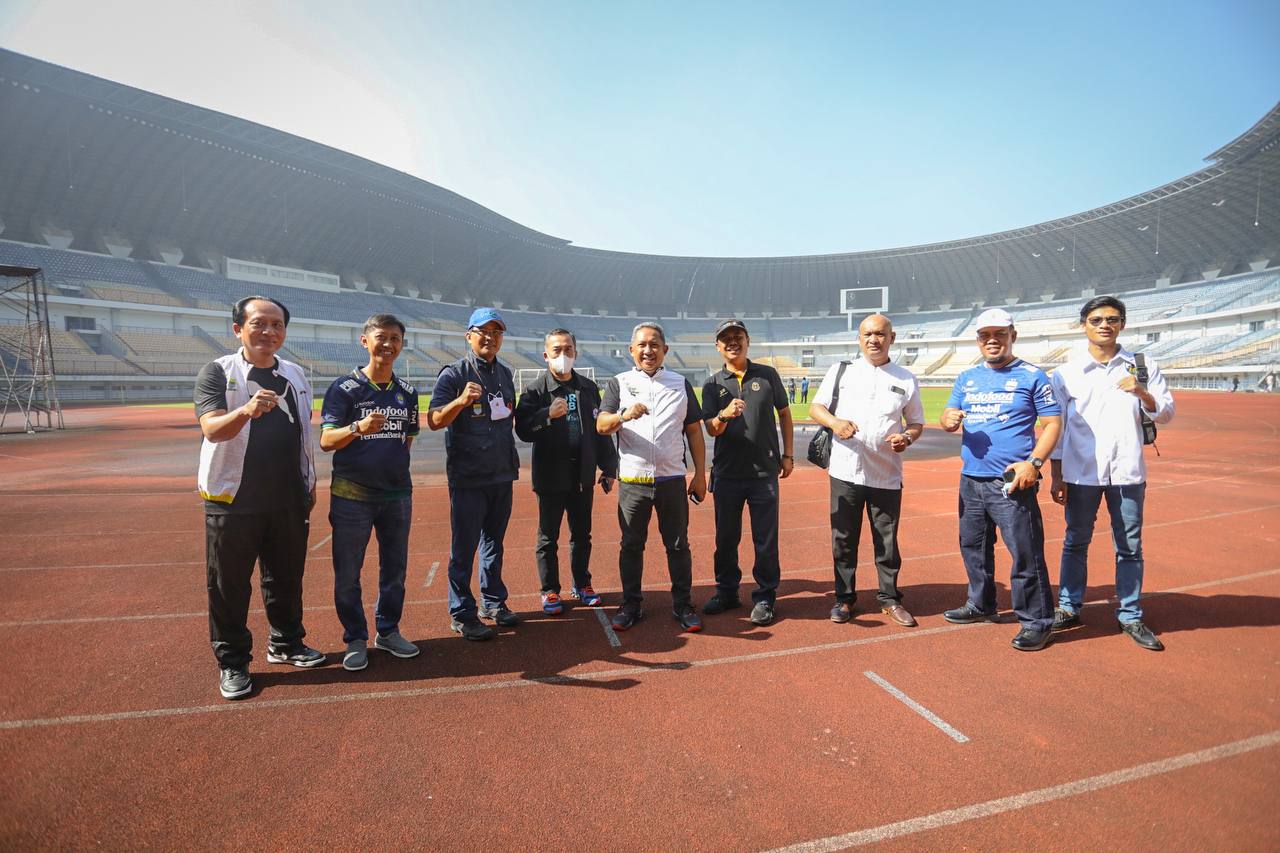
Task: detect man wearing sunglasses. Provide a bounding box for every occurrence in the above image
[428,307,520,641]
[1048,296,1176,650]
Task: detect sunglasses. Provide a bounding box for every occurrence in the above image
[1086,316,1124,327]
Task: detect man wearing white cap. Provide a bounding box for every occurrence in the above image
[939,308,1061,651]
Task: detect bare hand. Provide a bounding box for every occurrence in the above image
[1115,375,1139,395]
[688,472,707,503]
[360,411,387,435]
[832,418,857,440]
[886,433,911,453]
[598,476,614,494]
[1050,478,1067,505]
[720,398,746,420]
[623,402,649,421]
[941,409,966,431]
[779,456,794,479]
[458,381,483,405]
[242,389,278,419]
[549,397,569,419]
[1005,461,1039,492]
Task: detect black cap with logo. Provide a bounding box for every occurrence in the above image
[715,319,748,340]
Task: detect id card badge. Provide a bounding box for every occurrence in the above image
[489,392,511,420]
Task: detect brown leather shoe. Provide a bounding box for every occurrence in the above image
[881,604,917,627]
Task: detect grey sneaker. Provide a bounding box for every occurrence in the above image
[374,631,420,659]
[342,640,368,671]
[219,666,252,700]
[477,603,521,627]
[750,601,775,626]
[450,617,495,641]
[266,643,327,667]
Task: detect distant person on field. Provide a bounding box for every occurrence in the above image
[810,314,924,629]
[428,307,520,641]
[788,377,797,403]
[194,295,325,701]
[1049,297,1175,651]
[597,322,708,633]
[1232,376,1239,393]
[940,308,1061,652]
[514,328,617,615]
[701,319,794,626]
[319,314,421,671]
[801,375,810,403]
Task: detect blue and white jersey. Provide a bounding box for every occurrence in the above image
[947,358,1060,478]
[322,369,419,497]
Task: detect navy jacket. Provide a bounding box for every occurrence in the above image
[430,355,519,488]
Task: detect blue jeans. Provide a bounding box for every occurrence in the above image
[329,495,412,644]
[957,476,1054,631]
[712,475,780,605]
[1058,483,1146,622]
[447,483,513,619]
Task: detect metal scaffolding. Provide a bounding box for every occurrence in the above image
[0,264,64,434]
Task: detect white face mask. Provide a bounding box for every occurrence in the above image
[548,353,574,375]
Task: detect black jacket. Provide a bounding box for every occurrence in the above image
[514,370,618,494]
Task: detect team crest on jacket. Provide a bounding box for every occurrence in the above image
[751,381,761,391]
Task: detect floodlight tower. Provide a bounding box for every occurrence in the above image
[0,264,64,434]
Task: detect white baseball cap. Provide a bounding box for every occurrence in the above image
[974,308,1015,331]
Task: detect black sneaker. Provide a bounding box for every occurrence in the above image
[673,604,703,633]
[477,603,521,627]
[1052,607,1082,632]
[749,601,775,626]
[943,603,997,624]
[702,594,742,615]
[266,644,327,667]
[219,666,252,700]
[830,602,852,623]
[1011,626,1053,651]
[450,617,495,641]
[610,603,644,631]
[1119,620,1165,651]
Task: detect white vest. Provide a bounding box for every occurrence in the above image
[613,367,690,484]
[197,352,315,505]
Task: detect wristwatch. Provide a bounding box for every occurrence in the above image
[349,422,360,435]
[1028,456,1044,470]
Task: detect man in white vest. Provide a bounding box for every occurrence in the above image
[195,296,325,701]
[597,322,708,633]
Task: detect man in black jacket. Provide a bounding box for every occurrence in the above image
[515,329,618,615]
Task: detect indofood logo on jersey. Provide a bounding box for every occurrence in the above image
[965,390,1015,417]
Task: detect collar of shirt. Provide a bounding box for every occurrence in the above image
[1081,348,1134,373]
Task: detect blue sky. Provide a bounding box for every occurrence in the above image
[1,0,1276,257]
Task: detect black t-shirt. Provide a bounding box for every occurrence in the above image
[701,361,788,479]
[555,375,584,458]
[195,359,306,515]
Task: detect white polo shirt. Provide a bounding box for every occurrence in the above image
[1049,348,1175,486]
[813,358,925,489]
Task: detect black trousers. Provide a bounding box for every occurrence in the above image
[712,475,781,604]
[829,477,903,606]
[205,508,309,667]
[535,487,595,593]
[617,479,693,608]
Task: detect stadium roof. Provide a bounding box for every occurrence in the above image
[1,48,1277,315]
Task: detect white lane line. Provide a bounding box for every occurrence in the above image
[423,561,439,587]
[308,533,332,552]
[2,566,1277,629]
[0,624,979,730]
[862,671,969,744]
[765,730,1280,852]
[594,607,622,648]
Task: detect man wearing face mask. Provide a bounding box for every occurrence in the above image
[428,307,520,641]
[515,329,618,615]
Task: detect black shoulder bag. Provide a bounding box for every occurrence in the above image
[807,360,850,469]
[1133,352,1159,451]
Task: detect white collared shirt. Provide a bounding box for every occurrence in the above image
[1049,347,1175,486]
[813,358,924,489]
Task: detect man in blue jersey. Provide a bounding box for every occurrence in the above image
[320,314,421,671]
[940,308,1062,651]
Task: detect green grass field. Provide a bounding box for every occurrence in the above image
[164,385,953,423]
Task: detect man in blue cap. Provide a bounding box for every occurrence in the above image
[428,307,520,640]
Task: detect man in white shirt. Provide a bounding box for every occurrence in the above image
[1049,296,1176,650]
[598,322,708,633]
[810,314,925,628]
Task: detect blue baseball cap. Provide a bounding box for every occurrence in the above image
[467,307,506,331]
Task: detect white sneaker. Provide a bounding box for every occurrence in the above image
[342,640,368,671]
[374,631,420,659]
